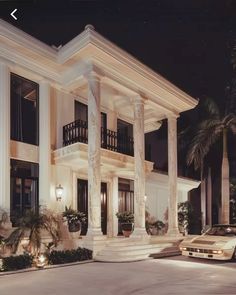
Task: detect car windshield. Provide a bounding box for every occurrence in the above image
[205,226,236,236]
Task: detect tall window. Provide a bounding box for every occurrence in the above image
[10,159,39,225]
[11,74,39,145]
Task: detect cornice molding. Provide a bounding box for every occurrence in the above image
[0,19,57,60]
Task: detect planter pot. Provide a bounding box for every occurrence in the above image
[68,220,81,233]
[121,223,133,238]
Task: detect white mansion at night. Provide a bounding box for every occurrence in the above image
[0,19,199,258]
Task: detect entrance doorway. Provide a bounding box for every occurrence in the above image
[77,179,107,235]
[118,179,134,235]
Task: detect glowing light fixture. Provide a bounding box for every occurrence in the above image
[55,184,64,201]
[144,195,147,202]
[36,254,47,268]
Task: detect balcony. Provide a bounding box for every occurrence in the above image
[63,119,134,156]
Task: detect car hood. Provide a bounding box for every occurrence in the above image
[186,235,235,246]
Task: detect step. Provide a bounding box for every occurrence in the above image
[95,254,151,262]
[97,248,162,257]
[104,243,172,252]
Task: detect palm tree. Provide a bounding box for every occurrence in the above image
[4,210,61,255]
[186,96,236,224]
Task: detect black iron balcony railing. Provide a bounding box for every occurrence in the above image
[63,119,134,156]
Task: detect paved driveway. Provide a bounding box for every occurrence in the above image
[1,256,236,295]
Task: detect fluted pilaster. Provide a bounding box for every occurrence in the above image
[0,63,10,212]
[39,80,51,208]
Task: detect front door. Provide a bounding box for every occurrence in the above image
[77,179,107,235]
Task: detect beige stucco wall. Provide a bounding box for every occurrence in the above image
[145,172,199,223]
[10,140,39,163]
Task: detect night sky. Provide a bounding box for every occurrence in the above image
[1,0,236,177]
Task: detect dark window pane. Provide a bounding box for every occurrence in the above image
[11,73,39,145]
[10,159,39,225]
[74,100,107,128]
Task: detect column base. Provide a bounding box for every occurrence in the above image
[131,227,150,239]
[167,227,182,237]
[82,229,107,257]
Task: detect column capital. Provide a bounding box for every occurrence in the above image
[0,57,15,68]
[131,94,146,105]
[166,113,180,121]
[83,62,105,81]
[39,78,51,84]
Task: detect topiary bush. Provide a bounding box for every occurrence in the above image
[1,253,33,272]
[47,247,92,265]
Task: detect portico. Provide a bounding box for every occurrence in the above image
[0,20,199,257]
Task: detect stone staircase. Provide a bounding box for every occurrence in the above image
[94,237,182,262]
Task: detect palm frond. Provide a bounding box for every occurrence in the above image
[4,227,25,253]
[199,96,220,119]
[186,119,224,170]
[222,113,236,134]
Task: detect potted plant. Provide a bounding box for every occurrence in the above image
[148,220,165,235]
[116,211,134,237]
[178,201,194,235]
[63,206,86,233]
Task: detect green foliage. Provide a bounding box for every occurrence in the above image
[181,96,236,172]
[4,210,61,254]
[230,178,236,223]
[1,253,33,272]
[116,211,134,223]
[150,220,165,230]
[178,201,194,233]
[63,206,86,224]
[47,247,92,265]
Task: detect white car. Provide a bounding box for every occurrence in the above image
[179,224,236,261]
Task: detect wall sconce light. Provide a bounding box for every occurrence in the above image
[55,184,64,201]
[144,195,147,202]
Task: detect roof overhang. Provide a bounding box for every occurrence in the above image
[0,19,198,119]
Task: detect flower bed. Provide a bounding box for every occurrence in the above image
[0,248,93,272]
[0,253,33,272]
[47,247,93,265]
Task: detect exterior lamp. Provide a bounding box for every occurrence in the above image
[36,254,47,268]
[55,184,64,201]
[144,195,147,202]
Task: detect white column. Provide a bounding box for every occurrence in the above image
[110,176,119,237]
[86,71,103,236]
[167,116,180,236]
[0,62,10,213]
[39,80,51,209]
[132,96,148,238]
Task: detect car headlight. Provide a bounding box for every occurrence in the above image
[212,250,223,254]
[180,247,187,251]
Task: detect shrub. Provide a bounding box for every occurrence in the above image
[1,253,33,272]
[116,212,134,223]
[47,247,92,265]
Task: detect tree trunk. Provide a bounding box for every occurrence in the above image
[200,167,206,229]
[221,129,230,224]
[206,167,212,226]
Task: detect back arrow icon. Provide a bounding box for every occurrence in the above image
[11,9,17,20]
